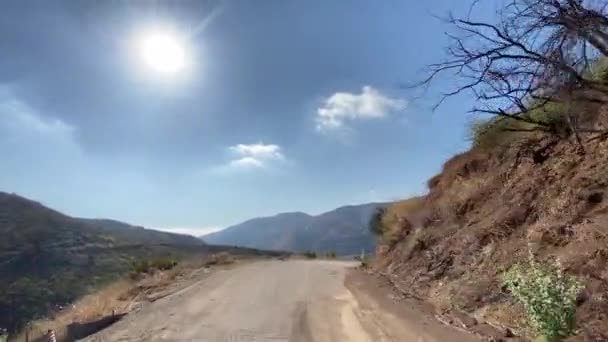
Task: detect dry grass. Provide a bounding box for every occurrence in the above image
[13,280,133,341]
[14,252,238,342]
[379,197,424,246]
[205,252,235,266]
[374,122,608,339]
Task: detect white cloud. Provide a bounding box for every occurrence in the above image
[316,86,406,133]
[228,142,285,169]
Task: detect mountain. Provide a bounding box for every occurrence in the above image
[202,202,386,255]
[0,192,205,332]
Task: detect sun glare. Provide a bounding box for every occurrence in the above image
[138,31,187,74]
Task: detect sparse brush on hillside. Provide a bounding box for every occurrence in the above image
[368,207,387,236]
[372,1,608,339]
[325,251,336,258]
[303,251,317,259]
[468,103,571,150]
[369,198,424,247]
[130,258,178,277]
[205,252,235,266]
[358,253,371,268]
[372,132,608,339]
[374,136,608,338]
[0,192,207,334]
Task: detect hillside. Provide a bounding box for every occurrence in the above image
[202,203,386,255]
[373,134,608,339]
[0,192,205,333]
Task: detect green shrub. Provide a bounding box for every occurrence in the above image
[469,117,509,149]
[368,207,386,236]
[303,251,317,259]
[587,57,608,82]
[503,258,583,341]
[468,102,569,150]
[359,255,370,268]
[525,102,569,134]
[150,258,177,271]
[326,251,336,259]
[131,260,151,274]
[131,258,177,275]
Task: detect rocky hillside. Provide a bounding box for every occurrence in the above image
[373,133,608,340]
[0,192,205,332]
[203,202,386,255]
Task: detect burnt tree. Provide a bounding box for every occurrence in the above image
[419,0,608,141]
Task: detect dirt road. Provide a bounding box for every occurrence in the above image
[83,260,479,342]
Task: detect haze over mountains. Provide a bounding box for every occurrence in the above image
[202,202,386,255]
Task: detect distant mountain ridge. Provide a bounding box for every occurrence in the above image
[202,202,387,255]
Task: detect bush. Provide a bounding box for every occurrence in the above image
[503,258,583,341]
[359,254,370,268]
[375,199,424,247]
[587,56,608,82]
[205,252,234,266]
[303,251,317,259]
[326,251,336,259]
[131,260,151,274]
[469,117,511,149]
[468,102,569,150]
[131,258,177,275]
[525,102,569,134]
[150,258,177,271]
[368,207,386,236]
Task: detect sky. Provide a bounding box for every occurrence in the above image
[0,0,495,236]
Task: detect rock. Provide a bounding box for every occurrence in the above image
[452,310,478,328]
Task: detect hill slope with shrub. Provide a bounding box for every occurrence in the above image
[0,192,206,333]
[373,129,608,339]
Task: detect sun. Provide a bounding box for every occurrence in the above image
[138,31,187,74]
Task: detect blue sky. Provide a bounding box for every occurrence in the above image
[0,0,492,235]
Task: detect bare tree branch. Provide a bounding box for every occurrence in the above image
[416,0,608,136]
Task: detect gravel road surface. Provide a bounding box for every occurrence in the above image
[83,259,479,342]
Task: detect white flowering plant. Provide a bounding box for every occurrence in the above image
[503,257,584,341]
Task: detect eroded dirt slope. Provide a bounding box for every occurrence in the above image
[375,136,608,340]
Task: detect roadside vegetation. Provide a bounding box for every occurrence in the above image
[0,192,285,340]
[130,257,178,277]
[303,251,317,259]
[504,256,583,341]
[369,198,425,248]
[9,252,243,342]
[0,192,208,335]
[370,0,608,340]
[204,251,235,266]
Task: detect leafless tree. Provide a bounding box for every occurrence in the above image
[420,0,608,138]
